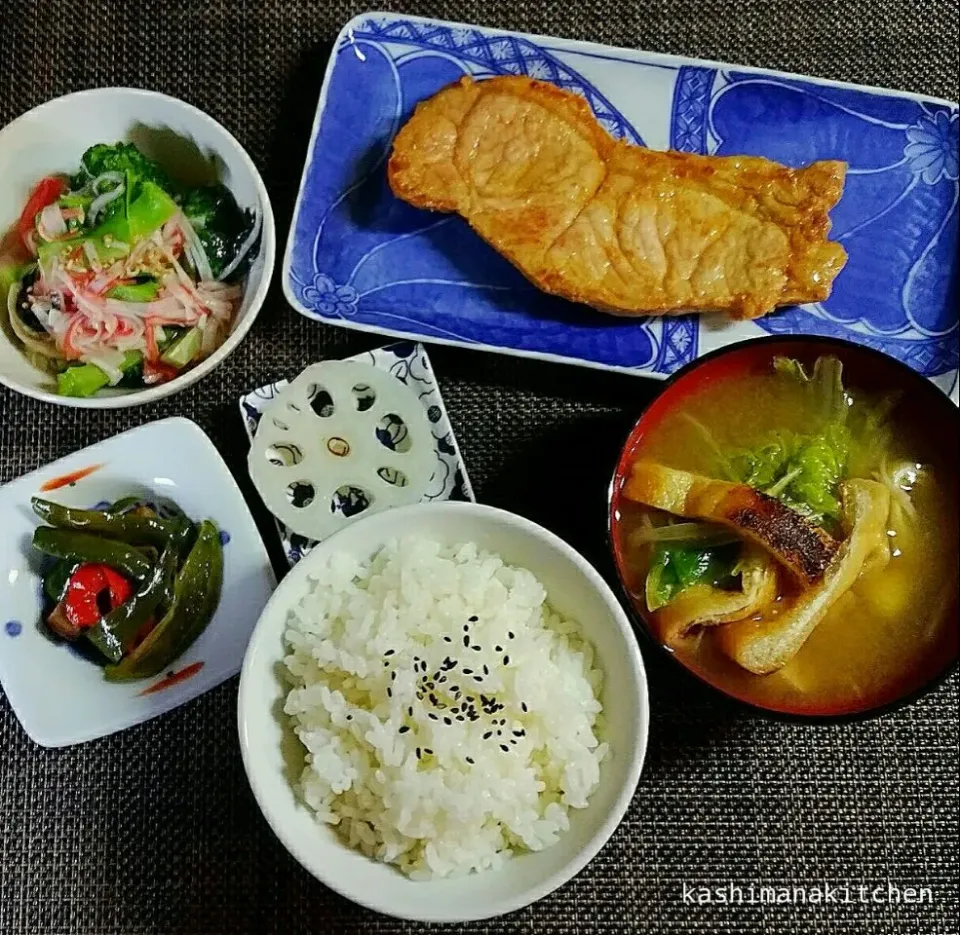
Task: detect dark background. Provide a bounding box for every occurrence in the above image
[1,2,957,934]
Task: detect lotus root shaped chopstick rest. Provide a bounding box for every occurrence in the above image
[248,361,435,538]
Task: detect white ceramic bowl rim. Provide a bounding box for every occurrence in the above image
[0,87,276,409]
[237,500,649,922]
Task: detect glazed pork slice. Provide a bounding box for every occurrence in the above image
[717,479,891,674]
[388,75,848,320]
[623,462,839,587]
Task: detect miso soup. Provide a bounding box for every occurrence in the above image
[613,351,958,716]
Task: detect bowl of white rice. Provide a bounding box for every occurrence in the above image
[238,501,648,922]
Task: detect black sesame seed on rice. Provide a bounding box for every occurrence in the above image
[424,748,433,755]
[508,631,515,639]
[416,748,422,759]
[521,702,528,712]
[443,717,452,725]
[469,615,478,623]
[463,635,470,647]
[483,731,493,740]
[428,713,438,721]
[462,668,473,675]
[500,744,509,753]
[503,655,510,666]
[398,725,409,734]
[495,645,503,653]
[443,636,452,643]
[466,756,475,764]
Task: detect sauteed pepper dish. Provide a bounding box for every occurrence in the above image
[32,495,223,680]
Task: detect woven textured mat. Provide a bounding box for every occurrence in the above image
[1,2,958,933]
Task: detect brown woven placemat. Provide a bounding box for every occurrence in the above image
[1,2,958,933]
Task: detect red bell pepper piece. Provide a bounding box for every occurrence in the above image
[63,563,133,630]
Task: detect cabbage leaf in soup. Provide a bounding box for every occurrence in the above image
[724,356,896,532]
[645,542,741,611]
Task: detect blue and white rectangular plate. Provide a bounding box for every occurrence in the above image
[239,341,475,566]
[283,12,959,399]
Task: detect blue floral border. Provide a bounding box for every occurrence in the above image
[670,65,959,378]
[349,16,645,145]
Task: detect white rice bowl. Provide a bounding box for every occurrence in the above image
[282,537,609,879]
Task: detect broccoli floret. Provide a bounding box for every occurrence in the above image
[75,143,177,195]
[181,183,254,279]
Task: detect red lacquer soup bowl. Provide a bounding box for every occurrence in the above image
[608,336,959,721]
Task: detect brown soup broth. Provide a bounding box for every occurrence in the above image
[617,369,959,716]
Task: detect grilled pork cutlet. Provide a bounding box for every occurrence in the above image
[388,76,847,320]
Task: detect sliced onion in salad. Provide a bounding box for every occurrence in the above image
[88,182,125,224]
[200,317,221,356]
[38,203,68,241]
[6,283,61,363]
[92,170,124,191]
[82,240,101,271]
[175,213,214,282]
[84,347,128,385]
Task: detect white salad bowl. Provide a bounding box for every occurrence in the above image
[0,87,275,408]
[237,501,649,923]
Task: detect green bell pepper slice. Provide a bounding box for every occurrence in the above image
[42,558,80,605]
[85,546,177,664]
[32,526,153,582]
[105,520,223,681]
[32,496,190,549]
